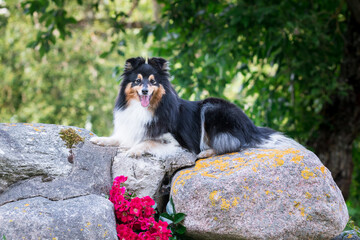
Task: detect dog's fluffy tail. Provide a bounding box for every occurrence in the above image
[257,131,306,150]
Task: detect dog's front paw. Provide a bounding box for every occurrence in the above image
[90,136,119,146]
[197,149,216,159]
[126,148,145,158]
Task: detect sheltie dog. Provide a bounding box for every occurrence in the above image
[90,57,305,158]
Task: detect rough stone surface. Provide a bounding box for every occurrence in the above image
[0,123,117,204]
[0,123,118,239]
[112,147,196,209]
[332,230,360,240]
[0,123,72,193]
[171,148,349,240]
[0,194,117,240]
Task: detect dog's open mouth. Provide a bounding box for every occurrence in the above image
[139,94,152,107]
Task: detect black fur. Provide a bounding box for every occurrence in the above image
[116,57,277,155]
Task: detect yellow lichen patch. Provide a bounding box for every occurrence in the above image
[277,190,283,193]
[214,217,218,220]
[294,201,300,208]
[275,158,284,166]
[232,197,239,207]
[306,215,313,221]
[291,155,304,164]
[301,167,315,179]
[265,190,271,195]
[299,207,306,216]
[201,171,218,178]
[320,166,326,174]
[33,128,41,132]
[85,222,91,227]
[244,152,254,156]
[209,190,221,206]
[25,204,30,207]
[228,152,238,155]
[305,192,312,199]
[221,198,231,210]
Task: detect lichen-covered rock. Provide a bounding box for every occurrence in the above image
[332,230,360,240]
[0,195,117,240]
[171,148,349,240]
[112,147,196,210]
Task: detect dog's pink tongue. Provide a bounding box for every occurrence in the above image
[140,95,150,107]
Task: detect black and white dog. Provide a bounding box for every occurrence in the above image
[90,57,304,158]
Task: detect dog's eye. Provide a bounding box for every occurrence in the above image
[150,79,156,85]
[135,79,141,84]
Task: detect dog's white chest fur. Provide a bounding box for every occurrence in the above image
[113,100,153,147]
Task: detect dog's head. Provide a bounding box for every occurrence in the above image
[120,57,171,109]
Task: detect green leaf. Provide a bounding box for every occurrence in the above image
[26,40,39,49]
[160,212,173,221]
[166,197,176,215]
[99,51,110,58]
[175,224,186,235]
[173,213,186,224]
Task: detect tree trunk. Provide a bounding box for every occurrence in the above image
[307,4,360,200]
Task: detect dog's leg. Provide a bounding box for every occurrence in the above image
[197,149,216,159]
[90,136,120,146]
[127,136,180,158]
[126,140,159,158]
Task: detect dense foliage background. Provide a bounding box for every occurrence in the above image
[0,0,359,226]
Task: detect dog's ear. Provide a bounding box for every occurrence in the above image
[148,57,169,72]
[124,57,145,73]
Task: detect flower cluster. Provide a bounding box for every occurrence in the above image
[110,176,172,240]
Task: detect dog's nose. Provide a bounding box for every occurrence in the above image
[142,89,148,95]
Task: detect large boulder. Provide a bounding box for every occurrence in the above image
[0,123,118,239]
[171,148,349,240]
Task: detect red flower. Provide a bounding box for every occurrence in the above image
[114,176,128,184]
[116,224,139,240]
[111,176,172,240]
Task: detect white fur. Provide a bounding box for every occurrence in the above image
[126,133,182,159]
[113,100,153,147]
[258,133,306,150]
[199,104,211,151]
[90,100,153,148]
[212,132,241,153]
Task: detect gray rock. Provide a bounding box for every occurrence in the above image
[0,123,72,193]
[171,148,349,240]
[0,194,117,240]
[0,123,118,239]
[0,123,117,204]
[332,230,360,240]
[112,147,196,210]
